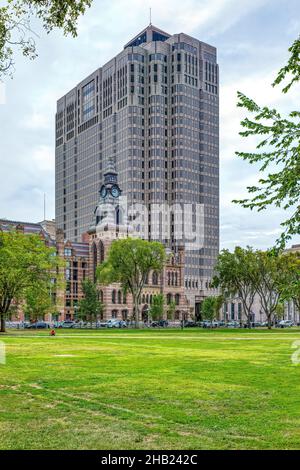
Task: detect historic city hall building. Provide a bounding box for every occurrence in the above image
[0,161,189,322]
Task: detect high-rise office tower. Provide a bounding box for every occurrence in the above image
[55,25,219,311]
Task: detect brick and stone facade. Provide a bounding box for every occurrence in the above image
[0,162,190,322]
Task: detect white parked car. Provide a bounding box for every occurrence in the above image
[106,319,127,328]
[277,320,294,328]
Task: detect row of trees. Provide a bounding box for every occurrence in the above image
[211,247,300,328]
[0,234,168,332]
[2,234,297,331]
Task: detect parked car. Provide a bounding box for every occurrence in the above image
[59,321,75,329]
[26,322,49,329]
[183,320,197,327]
[96,321,108,328]
[202,320,219,328]
[226,321,240,328]
[276,320,294,328]
[106,319,127,328]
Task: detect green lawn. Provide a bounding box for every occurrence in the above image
[1,328,300,450]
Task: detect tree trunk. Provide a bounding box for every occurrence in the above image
[0,313,5,333]
[134,299,140,329]
[268,315,272,330]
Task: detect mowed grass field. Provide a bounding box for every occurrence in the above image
[1,328,300,450]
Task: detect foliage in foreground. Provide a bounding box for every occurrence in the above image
[234,36,300,248]
[0,0,93,77]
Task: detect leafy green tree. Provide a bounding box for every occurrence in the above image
[0,230,61,332]
[213,247,257,328]
[78,279,103,327]
[234,37,300,248]
[0,0,92,77]
[201,295,224,322]
[278,251,300,314]
[201,297,216,322]
[166,299,176,321]
[24,283,53,322]
[149,293,164,321]
[97,238,165,327]
[274,302,284,322]
[250,251,287,329]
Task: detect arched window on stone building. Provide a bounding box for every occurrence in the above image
[92,243,97,282]
[175,294,180,305]
[167,293,172,305]
[118,290,122,304]
[152,271,159,285]
[112,290,116,304]
[112,310,118,319]
[99,240,105,264]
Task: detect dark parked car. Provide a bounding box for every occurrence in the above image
[26,322,49,329]
[183,321,197,328]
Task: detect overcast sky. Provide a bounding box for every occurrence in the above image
[0,0,299,250]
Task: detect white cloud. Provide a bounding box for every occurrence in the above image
[31,145,54,172]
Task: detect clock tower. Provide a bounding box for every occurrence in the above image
[89,157,127,236]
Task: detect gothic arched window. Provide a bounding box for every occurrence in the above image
[152,272,159,285]
[92,243,97,282]
[112,310,118,319]
[99,240,105,263]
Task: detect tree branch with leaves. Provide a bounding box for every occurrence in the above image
[0,0,93,78]
[234,36,300,248]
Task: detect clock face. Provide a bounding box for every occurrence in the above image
[111,185,120,198]
[100,186,107,198]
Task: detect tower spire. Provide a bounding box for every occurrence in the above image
[104,156,116,176]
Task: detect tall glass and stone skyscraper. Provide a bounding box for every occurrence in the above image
[55,25,219,310]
